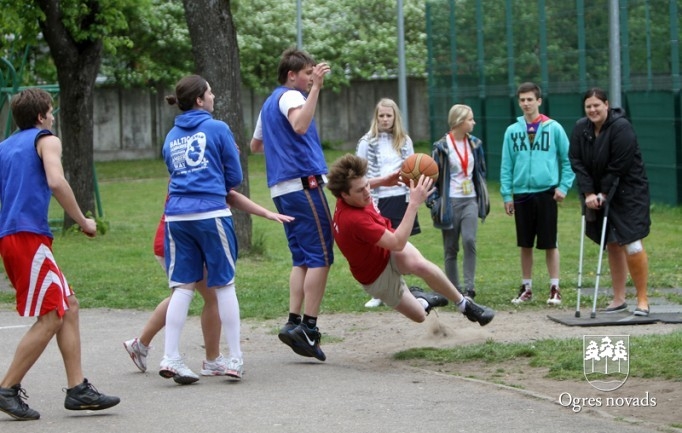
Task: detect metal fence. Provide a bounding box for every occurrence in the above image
[426,0,681,205]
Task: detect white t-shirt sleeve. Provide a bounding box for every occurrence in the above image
[253,113,263,141]
[278,90,306,118]
[252,112,263,140]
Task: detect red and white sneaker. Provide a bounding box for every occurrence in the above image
[511,285,533,305]
[547,285,562,305]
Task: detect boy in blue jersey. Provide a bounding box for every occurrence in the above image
[250,48,332,361]
[500,82,575,306]
[0,88,119,420]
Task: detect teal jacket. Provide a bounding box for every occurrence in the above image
[499,115,575,202]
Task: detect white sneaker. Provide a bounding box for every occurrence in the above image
[364,298,384,308]
[547,285,562,306]
[511,285,533,305]
[201,354,229,376]
[159,356,199,385]
[225,357,244,380]
[123,338,148,372]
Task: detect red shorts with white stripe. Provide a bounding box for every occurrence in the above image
[0,232,73,317]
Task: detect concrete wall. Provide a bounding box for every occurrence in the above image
[89,78,430,161]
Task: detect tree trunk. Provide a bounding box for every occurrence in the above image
[182,0,252,252]
[36,0,101,229]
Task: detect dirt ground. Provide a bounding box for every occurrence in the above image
[252,307,682,429]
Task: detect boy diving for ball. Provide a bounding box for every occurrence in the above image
[327,153,495,325]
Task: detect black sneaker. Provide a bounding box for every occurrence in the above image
[0,384,40,421]
[409,286,449,313]
[465,288,476,299]
[288,324,326,361]
[278,321,314,358]
[462,296,495,326]
[64,379,120,411]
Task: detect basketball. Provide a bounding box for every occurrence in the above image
[400,153,439,185]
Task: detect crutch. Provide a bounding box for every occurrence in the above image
[589,198,610,318]
[575,203,587,318]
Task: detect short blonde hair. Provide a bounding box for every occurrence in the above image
[447,104,472,130]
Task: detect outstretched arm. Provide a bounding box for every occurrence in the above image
[227,190,294,223]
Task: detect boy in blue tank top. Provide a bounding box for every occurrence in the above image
[250,48,333,361]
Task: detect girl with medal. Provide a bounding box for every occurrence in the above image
[429,105,489,299]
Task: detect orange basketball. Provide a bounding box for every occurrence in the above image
[400,153,439,185]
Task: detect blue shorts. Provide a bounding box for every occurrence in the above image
[164,217,238,288]
[273,187,334,268]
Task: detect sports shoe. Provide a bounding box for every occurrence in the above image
[0,384,40,420]
[201,354,229,376]
[289,324,326,361]
[159,357,200,385]
[364,297,384,308]
[547,285,562,305]
[278,321,314,358]
[409,286,449,313]
[63,379,120,411]
[123,338,148,372]
[465,288,477,299]
[511,285,533,305]
[225,357,244,380]
[461,297,495,326]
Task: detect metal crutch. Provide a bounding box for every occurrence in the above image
[589,197,611,319]
[575,203,586,318]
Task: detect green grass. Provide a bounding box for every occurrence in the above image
[395,330,682,382]
[1,150,681,382]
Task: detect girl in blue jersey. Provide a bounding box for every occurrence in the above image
[159,75,244,383]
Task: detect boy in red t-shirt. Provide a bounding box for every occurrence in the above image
[327,154,494,325]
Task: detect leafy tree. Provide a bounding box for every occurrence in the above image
[233,0,427,93]
[98,0,192,89]
[0,1,133,229]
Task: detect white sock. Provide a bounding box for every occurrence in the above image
[456,297,467,313]
[417,298,429,310]
[216,283,242,360]
[522,279,532,290]
[550,278,559,288]
[164,288,194,359]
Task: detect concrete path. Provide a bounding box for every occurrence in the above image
[0,308,668,432]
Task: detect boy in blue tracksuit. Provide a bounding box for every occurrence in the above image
[500,82,575,306]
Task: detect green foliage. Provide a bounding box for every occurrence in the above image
[1,0,139,87]
[98,0,193,88]
[58,0,129,49]
[234,0,427,93]
[4,0,680,94]
[66,211,110,236]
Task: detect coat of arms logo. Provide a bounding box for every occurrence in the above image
[583,335,630,391]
